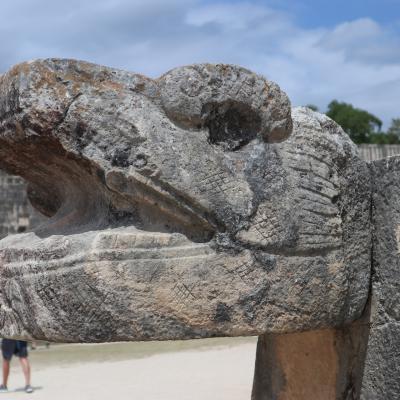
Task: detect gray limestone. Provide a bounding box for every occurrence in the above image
[359,157,400,399]
[1,58,398,399]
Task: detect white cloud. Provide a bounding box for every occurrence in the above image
[326,18,382,42]
[0,1,399,126]
[185,2,287,32]
[318,18,400,64]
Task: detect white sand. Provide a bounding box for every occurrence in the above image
[1,338,257,400]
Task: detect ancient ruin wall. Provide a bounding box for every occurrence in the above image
[0,171,46,238]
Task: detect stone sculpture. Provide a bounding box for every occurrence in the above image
[0,59,397,399]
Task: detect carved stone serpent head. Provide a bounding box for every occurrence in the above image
[0,59,370,343]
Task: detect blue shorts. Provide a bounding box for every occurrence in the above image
[1,339,28,360]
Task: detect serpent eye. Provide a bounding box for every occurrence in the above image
[202,100,261,151]
[159,64,293,145]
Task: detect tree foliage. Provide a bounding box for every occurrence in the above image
[387,118,400,142]
[326,100,383,144]
[304,100,398,144]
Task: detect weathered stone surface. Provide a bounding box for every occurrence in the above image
[360,157,400,399]
[0,59,370,342]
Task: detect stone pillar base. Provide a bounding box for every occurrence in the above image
[252,323,369,400]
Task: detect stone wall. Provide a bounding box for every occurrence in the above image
[358,144,400,162]
[0,170,45,239]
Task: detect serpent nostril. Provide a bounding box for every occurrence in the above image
[202,100,261,152]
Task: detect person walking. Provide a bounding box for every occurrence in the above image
[0,339,33,393]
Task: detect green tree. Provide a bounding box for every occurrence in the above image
[368,118,400,144]
[369,132,393,145]
[387,118,400,143]
[326,100,382,144]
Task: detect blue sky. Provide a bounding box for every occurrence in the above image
[1,0,399,127]
[270,0,400,28]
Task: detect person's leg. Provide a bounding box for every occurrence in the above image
[1,339,15,389]
[16,341,32,390]
[19,357,31,386]
[2,359,10,388]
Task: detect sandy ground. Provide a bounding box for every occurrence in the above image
[1,337,257,400]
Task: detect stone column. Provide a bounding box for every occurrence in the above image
[252,322,370,400]
[359,157,400,399]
